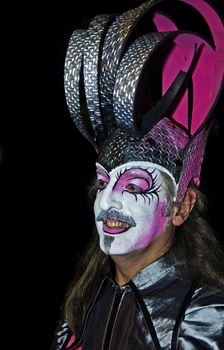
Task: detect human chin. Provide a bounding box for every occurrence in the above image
[96,222,134,255]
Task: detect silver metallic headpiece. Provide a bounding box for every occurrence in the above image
[64,0,224,201]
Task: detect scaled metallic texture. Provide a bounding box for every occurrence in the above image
[64,0,224,201]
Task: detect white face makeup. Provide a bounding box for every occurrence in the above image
[94,161,177,255]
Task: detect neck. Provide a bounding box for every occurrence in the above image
[111,227,174,286]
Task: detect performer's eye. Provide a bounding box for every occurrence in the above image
[125,183,144,193]
[95,179,108,191]
[95,170,109,192]
[125,178,150,193]
[122,171,161,205]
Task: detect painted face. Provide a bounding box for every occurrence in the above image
[94,161,177,255]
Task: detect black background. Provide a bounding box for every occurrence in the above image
[1,1,224,349]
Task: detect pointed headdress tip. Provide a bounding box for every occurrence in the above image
[64,0,224,198]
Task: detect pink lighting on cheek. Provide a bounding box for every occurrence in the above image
[133,201,168,249]
[153,202,169,236]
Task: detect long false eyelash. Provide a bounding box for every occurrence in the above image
[143,174,161,206]
[115,166,128,181]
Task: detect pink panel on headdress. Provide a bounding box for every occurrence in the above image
[180,0,224,100]
[181,0,224,51]
[162,34,215,135]
[152,0,224,136]
[152,12,178,31]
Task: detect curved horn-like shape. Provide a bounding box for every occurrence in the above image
[141,41,197,135]
[64,29,96,146]
[113,32,171,131]
[64,0,224,159]
[99,0,159,131]
[83,14,116,146]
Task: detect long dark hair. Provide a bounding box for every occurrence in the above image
[62,179,224,340]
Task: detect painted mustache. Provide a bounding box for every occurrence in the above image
[96,209,136,227]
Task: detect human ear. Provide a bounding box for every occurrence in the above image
[172,188,197,226]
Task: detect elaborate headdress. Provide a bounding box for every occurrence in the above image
[64,0,224,201]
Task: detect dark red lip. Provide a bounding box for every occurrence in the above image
[103,219,131,234]
[103,224,129,234]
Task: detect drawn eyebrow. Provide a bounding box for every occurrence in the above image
[117,167,152,179]
[113,167,127,190]
[115,166,127,181]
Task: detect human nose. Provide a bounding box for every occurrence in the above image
[99,184,122,211]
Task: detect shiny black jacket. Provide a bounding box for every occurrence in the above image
[51,256,224,349]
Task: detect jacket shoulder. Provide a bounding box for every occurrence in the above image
[178,284,224,348]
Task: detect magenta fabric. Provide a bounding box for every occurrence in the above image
[66,335,82,350]
[153,0,224,137]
